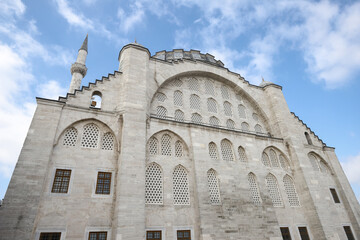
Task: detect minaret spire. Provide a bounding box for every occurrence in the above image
[69,34,88,93]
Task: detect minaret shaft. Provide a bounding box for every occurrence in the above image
[69,35,88,93]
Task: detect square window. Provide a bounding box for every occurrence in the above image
[280,227,292,240]
[51,169,71,193]
[330,188,340,203]
[177,230,191,240]
[96,172,112,194]
[146,230,162,240]
[39,232,61,240]
[343,226,355,240]
[298,227,310,240]
[89,232,107,240]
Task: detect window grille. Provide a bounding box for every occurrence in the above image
[173,166,190,205]
[145,163,163,204]
[101,132,114,150]
[96,172,112,195]
[63,127,78,146]
[175,140,183,157]
[172,79,183,87]
[343,226,355,240]
[188,77,200,91]
[161,134,171,156]
[241,122,249,131]
[265,174,283,207]
[262,152,271,167]
[204,80,215,96]
[174,91,183,106]
[248,173,262,205]
[298,227,310,240]
[190,94,200,110]
[191,113,202,123]
[283,175,300,206]
[89,232,107,240]
[209,116,220,126]
[208,142,219,160]
[226,119,235,129]
[175,110,185,122]
[238,146,247,162]
[40,233,61,240]
[207,98,217,113]
[81,123,99,148]
[279,154,290,170]
[319,160,330,174]
[221,85,230,99]
[309,154,319,171]
[223,101,232,116]
[146,231,162,240]
[207,169,221,204]
[220,139,234,161]
[280,227,292,240]
[252,113,259,121]
[149,137,158,155]
[52,169,71,193]
[269,149,280,167]
[238,104,246,118]
[177,230,191,240]
[254,124,263,133]
[156,93,167,102]
[156,106,167,118]
[235,94,242,102]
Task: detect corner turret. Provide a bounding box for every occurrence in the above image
[69,34,88,93]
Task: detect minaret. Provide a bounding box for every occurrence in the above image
[69,34,88,93]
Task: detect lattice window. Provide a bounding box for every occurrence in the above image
[207,169,221,204]
[156,106,167,118]
[161,134,171,156]
[223,101,232,116]
[238,104,246,118]
[226,119,235,129]
[283,175,300,206]
[175,110,185,122]
[221,139,234,161]
[309,154,319,171]
[173,165,190,205]
[174,91,183,106]
[238,146,247,162]
[81,123,99,148]
[101,132,114,150]
[95,172,112,194]
[191,113,202,123]
[175,140,183,157]
[209,116,220,126]
[319,160,330,174]
[235,94,242,102]
[241,122,249,131]
[265,174,283,207]
[248,173,262,205]
[207,98,217,113]
[172,79,183,87]
[279,154,290,170]
[221,85,230,99]
[188,77,200,91]
[205,80,215,96]
[190,94,200,110]
[252,113,259,121]
[255,124,263,133]
[145,163,163,204]
[51,169,71,193]
[262,152,271,167]
[149,137,158,155]
[63,127,78,146]
[269,149,280,167]
[156,92,167,102]
[208,142,219,160]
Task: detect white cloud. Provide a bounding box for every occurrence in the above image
[55,0,94,30]
[0,0,26,18]
[37,80,67,100]
[117,1,146,33]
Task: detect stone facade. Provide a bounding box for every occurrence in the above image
[0,41,359,240]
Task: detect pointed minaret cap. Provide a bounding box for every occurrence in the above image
[79,34,88,52]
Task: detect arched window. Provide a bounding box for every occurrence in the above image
[145,163,163,204]
[308,153,320,171]
[173,165,190,205]
[254,124,263,133]
[149,137,158,155]
[238,146,247,162]
[81,123,99,148]
[252,113,259,121]
[238,104,246,118]
[262,152,271,167]
[63,127,78,146]
[156,106,167,118]
[188,77,200,91]
[191,113,202,123]
[161,134,171,156]
[305,132,312,145]
[208,142,219,160]
[248,173,262,205]
[221,85,230,99]
[175,140,183,157]
[226,119,235,129]
[172,79,183,87]
[174,91,183,106]
[101,132,114,150]
[209,116,220,126]
[207,169,221,204]
[90,91,102,108]
[204,80,215,96]
[319,160,330,174]
[265,174,283,207]
[223,101,232,116]
[279,154,290,170]
[269,149,280,167]
[190,94,201,110]
[241,122,249,131]
[156,92,167,102]
[174,110,184,122]
[220,139,234,161]
[207,98,217,113]
[283,175,300,206]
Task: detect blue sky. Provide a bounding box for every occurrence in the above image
[0,0,359,202]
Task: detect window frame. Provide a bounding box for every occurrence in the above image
[297,225,311,240]
[50,168,73,195]
[95,172,112,195]
[343,225,356,240]
[88,231,107,240]
[146,228,165,240]
[85,227,111,240]
[34,228,66,240]
[92,169,115,198]
[176,229,192,240]
[279,226,292,240]
[330,188,341,204]
[146,230,162,240]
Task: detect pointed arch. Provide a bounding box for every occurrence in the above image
[191,113,202,123]
[188,77,200,91]
[63,127,78,146]
[209,116,220,126]
[204,80,215,96]
[238,146,247,162]
[156,92,167,102]
[279,154,290,171]
[161,134,172,156]
[207,169,221,204]
[101,132,115,150]
[254,124,263,133]
[173,165,190,205]
[226,119,235,129]
[207,98,218,113]
[223,101,232,116]
[248,172,262,205]
[221,85,230,99]
[173,90,183,106]
[262,152,271,167]
[174,109,184,122]
[238,104,246,118]
[81,123,99,148]
[156,106,167,118]
[308,153,320,171]
[145,162,163,204]
[148,137,159,155]
[283,175,300,206]
[208,142,219,160]
[265,173,283,207]
[175,140,183,157]
[220,139,234,161]
[269,149,280,167]
[241,122,249,131]
[190,94,201,110]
